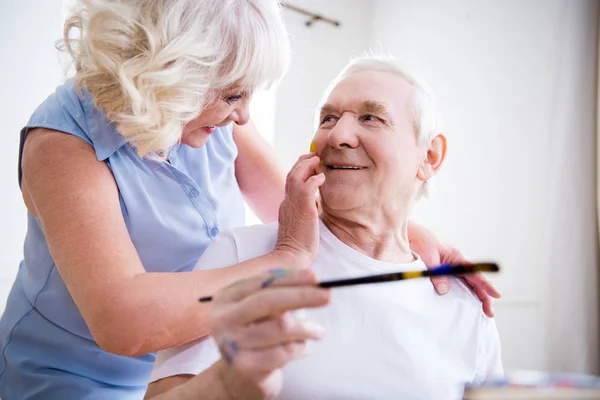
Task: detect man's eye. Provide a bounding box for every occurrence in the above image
[321,115,338,124]
[362,114,381,122]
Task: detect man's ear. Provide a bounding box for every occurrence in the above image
[417,134,447,182]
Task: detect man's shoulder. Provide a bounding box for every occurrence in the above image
[441,277,499,340]
[194,222,279,271]
[440,277,490,321]
[447,277,482,304]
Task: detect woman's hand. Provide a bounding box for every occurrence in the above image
[274,153,325,268]
[408,222,502,318]
[209,268,330,400]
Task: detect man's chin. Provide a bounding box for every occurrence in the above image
[319,188,365,213]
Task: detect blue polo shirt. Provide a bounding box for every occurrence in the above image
[0,79,246,399]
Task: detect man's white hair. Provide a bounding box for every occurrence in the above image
[316,53,444,198]
[60,0,290,158]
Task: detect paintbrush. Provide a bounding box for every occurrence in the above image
[198,262,499,302]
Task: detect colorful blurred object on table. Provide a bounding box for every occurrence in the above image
[463,370,600,399]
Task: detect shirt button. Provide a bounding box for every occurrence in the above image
[189,188,199,198]
[211,227,220,237]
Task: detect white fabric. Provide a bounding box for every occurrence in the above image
[150,221,504,399]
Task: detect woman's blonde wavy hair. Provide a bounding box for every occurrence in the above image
[59,0,290,158]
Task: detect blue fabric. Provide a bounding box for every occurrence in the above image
[0,79,246,399]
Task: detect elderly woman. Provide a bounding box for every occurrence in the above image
[145,55,504,400]
[0,0,499,398]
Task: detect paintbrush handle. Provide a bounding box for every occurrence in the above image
[317,263,498,289]
[199,263,499,302]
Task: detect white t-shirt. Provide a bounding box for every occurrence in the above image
[150,221,504,399]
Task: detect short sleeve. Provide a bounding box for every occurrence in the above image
[23,80,93,146]
[149,232,240,382]
[22,80,128,162]
[471,317,505,385]
[149,336,221,383]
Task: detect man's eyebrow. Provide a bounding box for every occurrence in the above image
[319,101,393,124]
[362,100,389,116]
[319,103,337,119]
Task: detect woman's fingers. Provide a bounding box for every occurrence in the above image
[222,285,330,327]
[232,341,308,381]
[214,268,317,304]
[286,156,322,198]
[430,276,450,295]
[295,156,320,182]
[226,312,326,349]
[273,153,326,266]
[211,267,329,384]
[289,152,316,172]
[303,173,325,197]
[474,284,494,318]
[462,272,502,298]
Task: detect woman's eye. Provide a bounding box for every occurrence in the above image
[225,95,243,104]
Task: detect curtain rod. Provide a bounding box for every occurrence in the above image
[280,2,341,27]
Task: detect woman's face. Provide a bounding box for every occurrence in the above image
[181,88,251,147]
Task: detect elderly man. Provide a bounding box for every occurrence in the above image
[145,55,503,400]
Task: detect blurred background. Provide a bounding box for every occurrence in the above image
[0,0,598,377]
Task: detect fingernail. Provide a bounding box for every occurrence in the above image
[436,283,449,294]
[292,309,309,321]
[491,283,502,297]
[303,320,326,337]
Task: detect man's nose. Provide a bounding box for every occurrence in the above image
[328,115,359,149]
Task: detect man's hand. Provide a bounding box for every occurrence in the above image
[408,222,502,317]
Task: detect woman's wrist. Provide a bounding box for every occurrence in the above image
[214,359,264,400]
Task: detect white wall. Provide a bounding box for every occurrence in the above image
[0,0,67,308]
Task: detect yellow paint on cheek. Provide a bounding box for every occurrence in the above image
[310,141,322,173]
